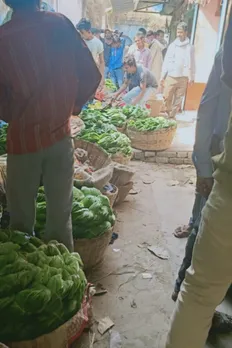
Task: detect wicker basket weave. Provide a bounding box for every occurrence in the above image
[103,184,118,208]
[73,139,112,169]
[112,152,132,165]
[127,126,177,151]
[73,228,112,270]
[116,125,126,134]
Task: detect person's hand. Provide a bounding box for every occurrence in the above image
[188,80,194,87]
[98,80,105,91]
[196,177,214,198]
[159,79,165,89]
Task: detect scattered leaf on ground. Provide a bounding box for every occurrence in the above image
[142,273,153,279]
[98,317,115,335]
[147,246,169,260]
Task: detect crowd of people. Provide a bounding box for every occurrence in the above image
[76,19,196,118]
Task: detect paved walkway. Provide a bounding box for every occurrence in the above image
[171,110,196,152]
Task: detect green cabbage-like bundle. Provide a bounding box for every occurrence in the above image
[0,231,86,343]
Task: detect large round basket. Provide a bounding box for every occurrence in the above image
[73,228,112,270]
[111,152,132,165]
[74,139,112,170]
[127,126,177,151]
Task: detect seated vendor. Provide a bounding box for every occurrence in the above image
[113,55,157,106]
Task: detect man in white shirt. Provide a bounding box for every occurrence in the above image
[77,18,105,89]
[160,22,195,118]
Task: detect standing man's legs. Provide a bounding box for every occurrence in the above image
[166,182,232,348]
[174,193,206,296]
[7,152,42,234]
[170,77,188,118]
[42,137,74,251]
[163,76,177,116]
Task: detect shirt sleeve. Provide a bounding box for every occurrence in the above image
[98,39,104,55]
[221,7,232,89]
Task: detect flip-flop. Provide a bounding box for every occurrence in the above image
[174,225,191,239]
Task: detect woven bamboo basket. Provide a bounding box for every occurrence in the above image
[74,139,112,169]
[127,126,177,151]
[70,116,85,137]
[74,228,113,270]
[111,152,132,165]
[103,184,118,207]
[116,124,126,134]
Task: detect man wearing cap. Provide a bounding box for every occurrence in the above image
[160,22,195,118]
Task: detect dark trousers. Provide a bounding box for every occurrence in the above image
[175,192,206,293]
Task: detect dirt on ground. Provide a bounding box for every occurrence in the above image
[74,161,196,348]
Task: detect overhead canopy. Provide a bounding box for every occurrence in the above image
[110,0,134,13]
[110,0,185,15]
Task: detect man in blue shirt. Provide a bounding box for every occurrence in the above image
[108,36,125,89]
[171,47,232,333]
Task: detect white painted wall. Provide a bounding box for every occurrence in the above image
[57,0,83,24]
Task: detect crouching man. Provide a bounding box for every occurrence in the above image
[113,56,157,106]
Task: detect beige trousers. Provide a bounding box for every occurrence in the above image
[166,181,232,348]
[7,137,74,251]
[163,76,188,118]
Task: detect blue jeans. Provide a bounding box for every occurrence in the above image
[105,67,110,79]
[123,86,156,106]
[110,68,124,88]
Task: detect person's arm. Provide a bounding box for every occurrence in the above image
[189,45,195,85]
[114,80,129,99]
[98,52,105,87]
[221,7,232,89]
[146,49,152,70]
[132,73,147,105]
[160,45,170,84]
[73,32,101,113]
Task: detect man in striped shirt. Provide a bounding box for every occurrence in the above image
[0,0,101,250]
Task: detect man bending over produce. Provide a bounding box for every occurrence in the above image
[0,0,101,250]
[113,56,157,106]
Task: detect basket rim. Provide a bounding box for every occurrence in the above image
[127,125,177,135]
[73,226,113,242]
[73,138,112,159]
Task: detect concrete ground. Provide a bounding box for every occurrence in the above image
[171,110,196,152]
[74,161,232,348]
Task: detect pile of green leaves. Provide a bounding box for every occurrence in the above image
[36,186,115,240]
[122,105,150,119]
[79,109,132,156]
[105,79,117,92]
[0,125,8,156]
[104,108,127,128]
[0,230,86,342]
[128,117,177,132]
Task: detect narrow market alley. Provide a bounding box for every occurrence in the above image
[70,162,225,348]
[75,162,232,348]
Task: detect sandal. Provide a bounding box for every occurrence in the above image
[174,225,191,239]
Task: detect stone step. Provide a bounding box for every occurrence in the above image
[133,148,193,165]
